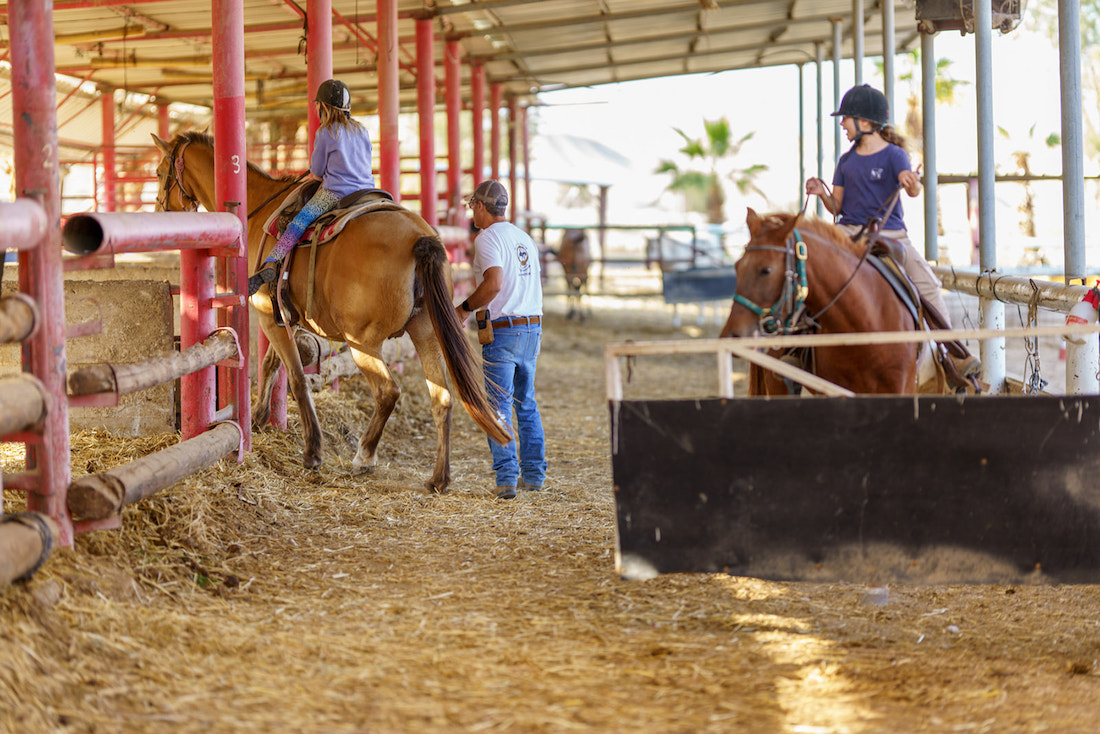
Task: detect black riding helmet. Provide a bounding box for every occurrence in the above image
[831,84,890,127]
[315,79,352,114]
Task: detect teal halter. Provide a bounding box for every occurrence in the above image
[731,229,810,335]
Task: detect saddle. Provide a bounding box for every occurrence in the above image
[779,230,982,395]
[258,181,403,326]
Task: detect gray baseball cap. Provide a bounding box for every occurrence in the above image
[466,180,508,208]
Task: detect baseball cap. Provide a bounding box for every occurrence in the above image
[465,180,508,209]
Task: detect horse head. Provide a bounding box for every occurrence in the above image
[721,208,803,338]
[152,132,207,213]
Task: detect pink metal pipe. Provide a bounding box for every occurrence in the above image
[378,0,400,198]
[9,0,74,546]
[445,39,462,221]
[471,63,485,183]
[522,104,531,220]
[100,89,117,212]
[212,0,251,451]
[62,211,243,256]
[306,0,332,145]
[0,199,48,250]
[490,82,502,180]
[508,96,518,224]
[415,18,437,227]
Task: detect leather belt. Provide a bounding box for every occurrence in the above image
[491,315,541,328]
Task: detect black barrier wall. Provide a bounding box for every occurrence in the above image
[611,395,1100,584]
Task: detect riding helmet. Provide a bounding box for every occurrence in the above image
[315,79,352,112]
[831,84,890,127]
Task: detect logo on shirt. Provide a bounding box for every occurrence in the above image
[870,167,885,181]
[516,244,532,274]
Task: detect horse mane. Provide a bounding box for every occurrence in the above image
[758,212,865,258]
[169,130,297,183]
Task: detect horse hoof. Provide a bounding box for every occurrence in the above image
[303,454,322,470]
[351,463,376,476]
[425,480,449,494]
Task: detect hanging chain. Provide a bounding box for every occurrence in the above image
[1022,280,1046,395]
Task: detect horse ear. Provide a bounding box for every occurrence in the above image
[776,211,800,241]
[151,134,172,155]
[746,207,762,236]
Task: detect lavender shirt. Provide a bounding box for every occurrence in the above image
[310,125,376,197]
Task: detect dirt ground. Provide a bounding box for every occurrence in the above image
[2,292,1099,733]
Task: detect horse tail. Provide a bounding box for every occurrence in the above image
[413,236,512,445]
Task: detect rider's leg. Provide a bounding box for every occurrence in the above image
[248,187,340,296]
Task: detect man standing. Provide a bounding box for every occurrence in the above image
[455,180,547,500]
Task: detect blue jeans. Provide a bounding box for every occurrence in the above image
[482,323,547,488]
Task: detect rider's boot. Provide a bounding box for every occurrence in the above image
[247,261,279,297]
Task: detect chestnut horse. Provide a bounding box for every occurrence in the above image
[556,228,591,320]
[721,208,920,395]
[152,132,509,492]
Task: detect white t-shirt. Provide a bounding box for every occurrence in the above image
[472,221,543,319]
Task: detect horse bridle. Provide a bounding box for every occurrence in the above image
[156,140,200,212]
[732,229,811,335]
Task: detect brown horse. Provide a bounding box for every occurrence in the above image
[556,228,591,320]
[152,132,509,492]
[721,208,920,395]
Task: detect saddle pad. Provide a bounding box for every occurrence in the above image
[261,186,403,247]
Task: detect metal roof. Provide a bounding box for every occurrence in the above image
[0,0,923,159]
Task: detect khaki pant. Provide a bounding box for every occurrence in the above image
[838,224,951,327]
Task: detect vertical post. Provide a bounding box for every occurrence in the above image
[508,96,518,224]
[9,0,74,545]
[445,39,463,221]
[921,31,938,262]
[211,0,251,448]
[831,19,842,168]
[975,0,1004,393]
[882,0,895,121]
[1057,0,1096,394]
[815,41,825,219]
[490,82,503,180]
[377,0,400,198]
[157,102,171,139]
[521,104,531,223]
[101,88,117,212]
[852,0,864,85]
[797,64,806,207]
[471,63,486,184]
[306,0,332,144]
[416,17,437,227]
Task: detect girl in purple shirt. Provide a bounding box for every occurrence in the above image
[249,79,376,296]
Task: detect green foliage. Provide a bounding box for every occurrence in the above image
[654,117,768,225]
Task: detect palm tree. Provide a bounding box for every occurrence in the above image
[654,117,767,226]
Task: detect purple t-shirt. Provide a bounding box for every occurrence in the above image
[832,144,911,231]
[310,125,376,197]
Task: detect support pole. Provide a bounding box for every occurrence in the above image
[975,0,1005,393]
[922,31,939,262]
[490,82,503,180]
[445,38,462,221]
[831,19,842,168]
[471,63,486,184]
[508,96,518,224]
[101,87,117,212]
[306,0,332,144]
[415,17,437,227]
[377,0,400,198]
[852,0,864,84]
[10,0,74,546]
[882,0,895,122]
[815,41,825,219]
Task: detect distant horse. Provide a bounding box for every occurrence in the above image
[152,132,509,492]
[721,208,920,395]
[556,228,592,320]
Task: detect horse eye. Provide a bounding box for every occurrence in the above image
[759,266,773,277]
